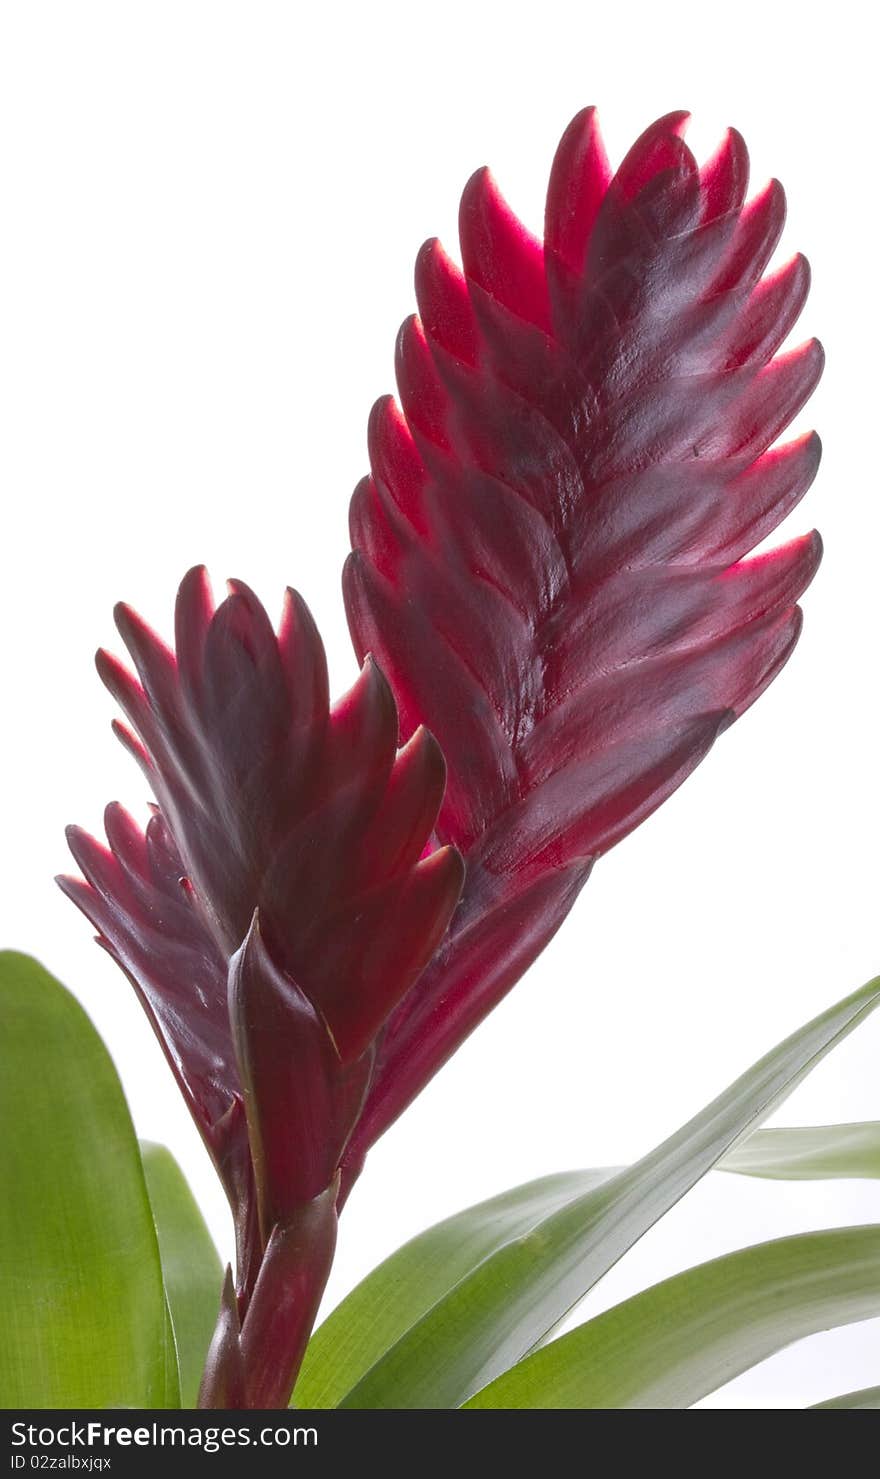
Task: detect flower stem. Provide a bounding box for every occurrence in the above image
[198,1180,339,1409]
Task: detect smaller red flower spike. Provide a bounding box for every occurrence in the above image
[91,567,463,1055]
[59,568,465,1403]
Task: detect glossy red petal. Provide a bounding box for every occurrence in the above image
[96,649,160,768]
[711,432,822,563]
[415,237,479,368]
[395,314,452,453]
[57,808,238,1173]
[699,127,749,223]
[712,177,786,295]
[367,393,431,533]
[227,916,369,1227]
[175,563,214,706]
[344,551,519,846]
[613,110,692,200]
[277,587,330,736]
[545,106,611,275]
[460,168,552,333]
[305,845,465,1063]
[360,725,447,879]
[724,253,811,370]
[482,713,729,879]
[113,602,183,740]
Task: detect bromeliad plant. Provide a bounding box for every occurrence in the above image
[58,108,823,1407]
[5,107,862,1411]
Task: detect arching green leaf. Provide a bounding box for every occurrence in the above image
[0,952,179,1407]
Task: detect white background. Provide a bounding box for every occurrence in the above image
[1,2,878,1408]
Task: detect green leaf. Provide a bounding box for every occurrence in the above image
[465,1226,880,1408]
[811,1383,880,1409]
[294,1169,619,1408]
[141,1141,223,1408]
[0,951,179,1407]
[720,1122,880,1180]
[322,975,880,1409]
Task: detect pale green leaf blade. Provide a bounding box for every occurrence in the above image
[0,951,179,1407]
[465,1226,880,1408]
[294,1169,618,1408]
[337,975,880,1409]
[720,1122,880,1180]
[141,1142,223,1408]
[811,1383,880,1409]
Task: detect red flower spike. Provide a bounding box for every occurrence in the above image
[342,107,823,1165]
[60,569,465,1402]
[78,568,463,1063]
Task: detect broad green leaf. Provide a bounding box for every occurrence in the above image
[811,1383,880,1409]
[141,1141,223,1408]
[465,1226,880,1408]
[294,1169,618,1408]
[720,1122,880,1180]
[0,952,179,1407]
[329,975,880,1409]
